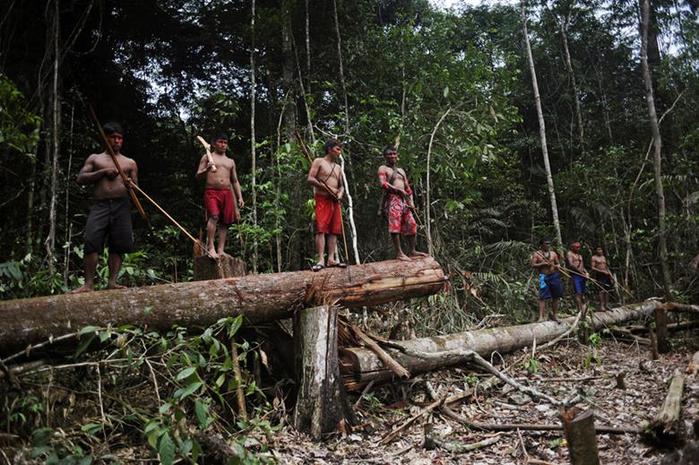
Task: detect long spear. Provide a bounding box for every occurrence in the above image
[86,104,148,223]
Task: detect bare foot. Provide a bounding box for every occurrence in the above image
[409,251,429,258]
[70,284,94,294]
[107,282,127,290]
[216,249,225,257]
[208,248,219,259]
[396,253,411,262]
[549,314,561,323]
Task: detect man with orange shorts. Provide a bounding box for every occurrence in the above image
[307,139,346,271]
[377,145,428,261]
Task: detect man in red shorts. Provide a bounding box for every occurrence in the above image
[196,133,244,259]
[307,139,346,271]
[377,145,428,261]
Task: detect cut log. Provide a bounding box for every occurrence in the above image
[341,302,666,389]
[561,407,600,465]
[649,372,685,442]
[293,305,345,439]
[655,306,670,353]
[0,257,445,355]
[687,351,699,375]
[193,253,247,280]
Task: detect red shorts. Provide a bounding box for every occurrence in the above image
[315,194,342,236]
[204,188,238,225]
[388,194,417,236]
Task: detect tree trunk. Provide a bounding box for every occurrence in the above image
[561,408,600,465]
[281,0,296,138]
[250,0,258,273]
[45,0,60,275]
[293,305,345,439]
[558,13,584,149]
[649,372,685,442]
[193,254,247,280]
[639,0,672,297]
[521,0,562,246]
[341,302,663,389]
[0,257,445,354]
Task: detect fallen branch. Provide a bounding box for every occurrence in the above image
[439,403,642,435]
[648,371,685,442]
[423,423,501,453]
[407,347,561,405]
[351,325,410,379]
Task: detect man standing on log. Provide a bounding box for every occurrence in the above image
[566,242,589,315]
[307,139,346,271]
[591,247,614,311]
[531,239,564,322]
[72,122,137,293]
[196,133,244,259]
[377,145,428,261]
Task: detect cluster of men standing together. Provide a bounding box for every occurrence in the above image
[531,239,615,322]
[70,123,617,320]
[71,126,426,293]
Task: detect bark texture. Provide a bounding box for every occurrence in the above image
[561,408,600,465]
[341,302,662,388]
[0,257,444,354]
[193,254,247,281]
[293,305,344,439]
[650,372,685,441]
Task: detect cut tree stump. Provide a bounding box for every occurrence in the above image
[655,306,670,353]
[648,372,685,443]
[561,407,600,465]
[193,253,247,280]
[341,302,665,389]
[293,305,345,439]
[0,257,445,355]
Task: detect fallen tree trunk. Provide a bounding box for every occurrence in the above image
[648,372,685,443]
[0,257,444,355]
[341,301,667,388]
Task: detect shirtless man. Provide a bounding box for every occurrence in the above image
[196,134,244,259]
[566,242,589,315]
[307,139,346,271]
[377,145,428,261]
[531,239,564,322]
[591,247,614,311]
[72,122,137,293]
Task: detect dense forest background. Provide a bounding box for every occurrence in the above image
[1,0,698,321]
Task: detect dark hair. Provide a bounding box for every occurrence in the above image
[539,238,551,246]
[383,145,397,156]
[211,133,228,143]
[103,122,123,135]
[324,139,341,154]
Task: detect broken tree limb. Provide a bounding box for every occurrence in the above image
[341,302,666,388]
[687,351,699,376]
[648,372,685,442]
[0,257,445,355]
[655,305,670,353]
[440,403,642,435]
[423,424,502,453]
[347,324,410,379]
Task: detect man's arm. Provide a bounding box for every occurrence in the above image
[195,154,211,179]
[377,167,407,196]
[230,161,244,208]
[128,159,138,187]
[76,155,115,184]
[531,252,544,269]
[590,257,610,275]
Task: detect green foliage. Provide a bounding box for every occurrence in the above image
[0,74,41,157]
[524,356,541,374]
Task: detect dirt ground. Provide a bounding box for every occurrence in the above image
[262,335,699,464]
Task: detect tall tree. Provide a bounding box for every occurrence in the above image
[521,0,563,245]
[251,0,258,274]
[639,0,672,296]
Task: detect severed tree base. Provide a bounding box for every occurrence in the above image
[293,305,347,440]
[561,407,600,465]
[193,253,247,280]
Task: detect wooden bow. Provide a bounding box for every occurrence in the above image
[87,105,148,223]
[196,135,217,172]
